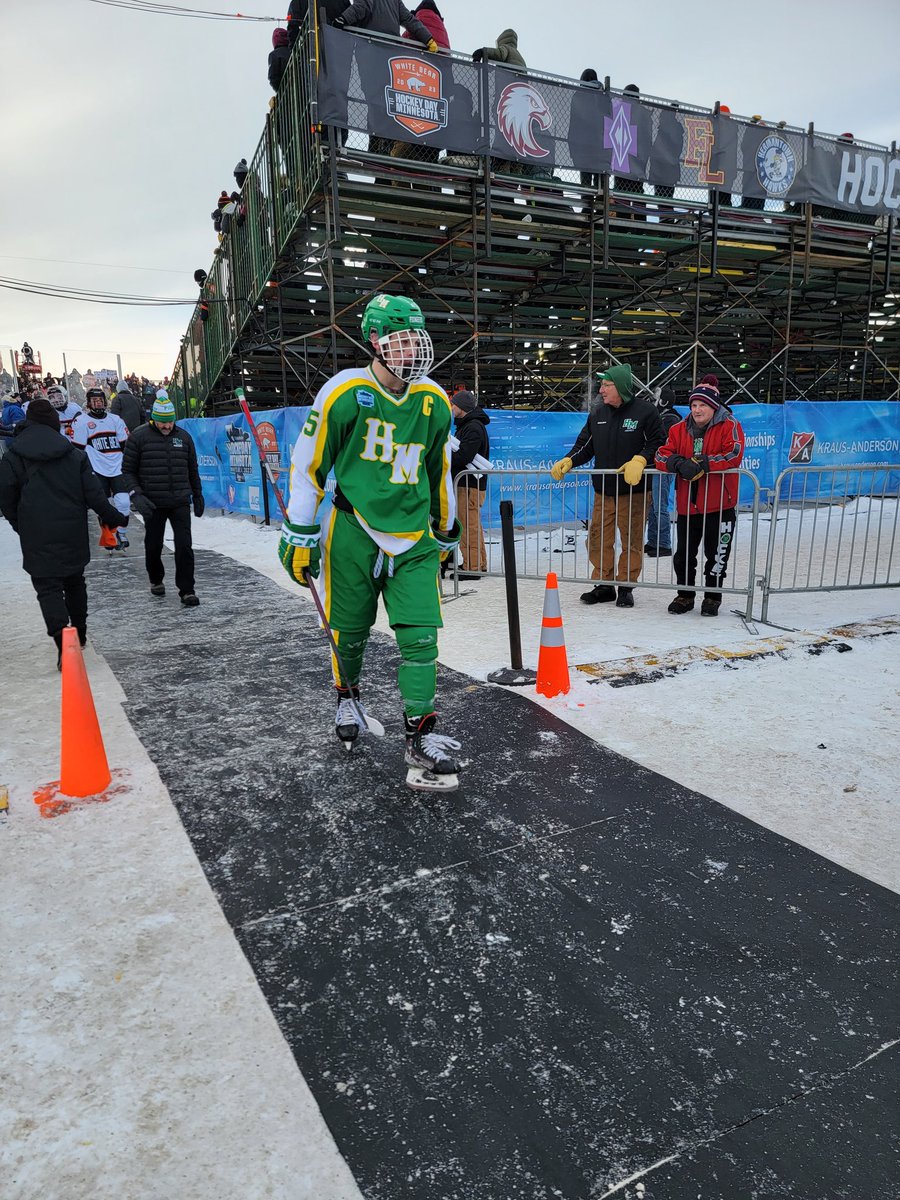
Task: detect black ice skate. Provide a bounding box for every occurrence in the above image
[404,714,461,792]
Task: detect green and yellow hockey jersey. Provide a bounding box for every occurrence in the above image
[287,367,455,556]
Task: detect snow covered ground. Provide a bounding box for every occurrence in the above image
[0,520,363,1200]
[3,501,898,1199]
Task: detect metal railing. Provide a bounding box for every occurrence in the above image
[759,465,900,621]
[452,468,761,617]
[169,16,321,418]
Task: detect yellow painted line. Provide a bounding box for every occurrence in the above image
[718,239,778,251]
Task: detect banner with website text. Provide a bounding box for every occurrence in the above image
[182,401,899,524]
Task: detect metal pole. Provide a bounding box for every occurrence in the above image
[692,210,703,384]
[861,244,876,401]
[116,353,123,384]
[588,204,596,384]
[500,501,523,669]
[62,352,69,388]
[511,300,517,409]
[485,499,536,686]
[782,225,795,404]
[601,173,610,269]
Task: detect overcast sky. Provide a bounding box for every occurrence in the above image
[3,0,899,383]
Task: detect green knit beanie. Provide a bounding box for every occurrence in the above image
[151,395,176,423]
[598,364,633,402]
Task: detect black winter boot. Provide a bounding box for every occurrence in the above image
[580,584,617,605]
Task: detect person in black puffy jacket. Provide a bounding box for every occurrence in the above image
[121,393,205,607]
[0,398,127,666]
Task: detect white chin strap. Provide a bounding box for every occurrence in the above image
[376,329,434,383]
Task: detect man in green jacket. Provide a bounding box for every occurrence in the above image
[549,364,664,609]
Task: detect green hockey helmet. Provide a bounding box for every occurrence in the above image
[361,293,434,383]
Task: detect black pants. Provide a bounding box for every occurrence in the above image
[674,509,736,602]
[144,504,195,596]
[31,572,87,637]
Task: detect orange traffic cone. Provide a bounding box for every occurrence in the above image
[536,572,570,698]
[60,627,111,797]
[99,525,117,550]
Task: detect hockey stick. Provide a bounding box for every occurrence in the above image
[234,387,384,738]
[236,387,289,521]
[302,568,384,737]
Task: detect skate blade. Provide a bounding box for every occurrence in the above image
[405,767,459,793]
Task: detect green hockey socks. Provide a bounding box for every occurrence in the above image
[331,629,369,690]
[396,625,438,719]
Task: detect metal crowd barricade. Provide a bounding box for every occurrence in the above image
[451,468,761,617]
[759,464,900,622]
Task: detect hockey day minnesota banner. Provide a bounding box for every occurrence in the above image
[317,26,899,217]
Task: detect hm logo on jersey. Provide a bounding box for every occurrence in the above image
[360,418,424,485]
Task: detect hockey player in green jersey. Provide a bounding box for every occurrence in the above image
[278,293,464,791]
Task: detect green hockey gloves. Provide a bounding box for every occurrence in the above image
[432,518,461,562]
[278,521,321,586]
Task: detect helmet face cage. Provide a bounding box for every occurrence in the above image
[47,387,66,411]
[375,327,434,383]
[87,390,107,416]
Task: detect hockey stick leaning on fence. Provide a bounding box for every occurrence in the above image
[234,388,384,737]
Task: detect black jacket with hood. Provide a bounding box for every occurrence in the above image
[338,0,432,43]
[451,406,490,492]
[122,421,202,509]
[110,383,144,434]
[0,421,125,577]
[566,366,664,496]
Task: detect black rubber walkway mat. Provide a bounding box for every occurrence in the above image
[86,534,899,1199]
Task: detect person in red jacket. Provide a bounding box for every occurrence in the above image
[655,380,744,616]
[402,0,449,48]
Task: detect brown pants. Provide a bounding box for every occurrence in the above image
[588,491,647,582]
[458,485,487,572]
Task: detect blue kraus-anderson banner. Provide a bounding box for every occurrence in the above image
[181,401,898,521]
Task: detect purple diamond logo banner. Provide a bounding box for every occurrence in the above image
[604,99,638,174]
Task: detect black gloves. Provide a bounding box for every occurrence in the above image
[118,514,130,529]
[131,493,156,519]
[193,494,205,518]
[472,48,484,62]
[671,456,705,481]
[332,14,347,28]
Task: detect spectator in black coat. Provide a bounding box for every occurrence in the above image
[550,364,664,608]
[122,394,204,607]
[449,390,490,578]
[110,379,144,434]
[288,0,346,44]
[269,27,291,92]
[0,398,126,666]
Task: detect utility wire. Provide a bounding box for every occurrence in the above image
[0,254,186,276]
[0,275,196,306]
[86,0,280,22]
